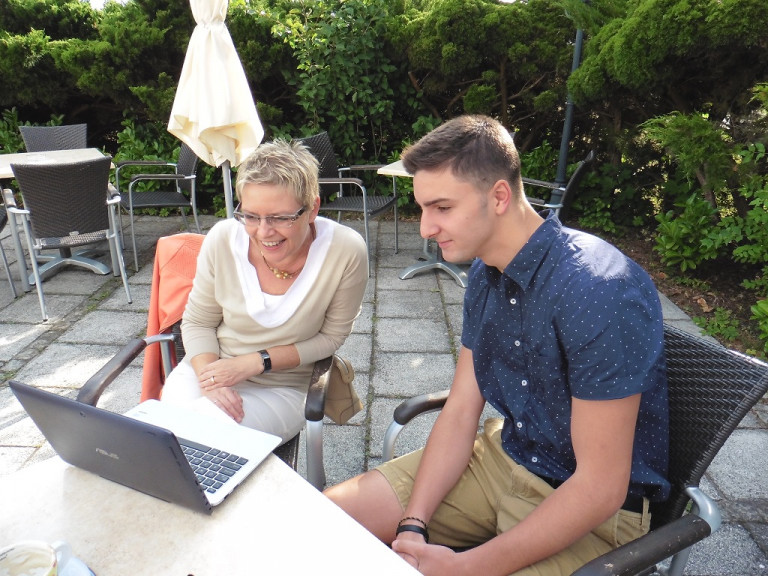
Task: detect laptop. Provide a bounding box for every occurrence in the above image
[10,381,281,514]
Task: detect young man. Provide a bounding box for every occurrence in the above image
[325,115,669,575]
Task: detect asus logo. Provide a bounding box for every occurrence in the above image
[96,448,119,460]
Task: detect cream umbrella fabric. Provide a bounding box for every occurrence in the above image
[168,0,264,217]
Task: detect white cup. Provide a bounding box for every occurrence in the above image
[0,541,73,576]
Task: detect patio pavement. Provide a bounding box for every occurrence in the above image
[0,214,766,575]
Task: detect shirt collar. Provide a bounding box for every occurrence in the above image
[476,211,562,291]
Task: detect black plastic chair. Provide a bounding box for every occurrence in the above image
[297,132,398,273]
[115,143,201,271]
[19,124,88,152]
[9,156,132,322]
[523,150,595,218]
[382,323,768,576]
[0,206,18,298]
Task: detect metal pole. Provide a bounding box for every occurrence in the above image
[555,27,584,186]
[222,160,234,218]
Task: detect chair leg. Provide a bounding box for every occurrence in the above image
[0,239,18,299]
[129,202,139,273]
[108,205,132,304]
[19,217,48,322]
[305,419,326,490]
[362,215,372,277]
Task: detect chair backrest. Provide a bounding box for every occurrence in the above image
[176,143,200,194]
[296,132,339,178]
[296,132,342,199]
[19,124,88,152]
[11,156,112,240]
[652,324,768,529]
[550,149,596,210]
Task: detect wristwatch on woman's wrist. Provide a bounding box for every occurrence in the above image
[258,349,272,373]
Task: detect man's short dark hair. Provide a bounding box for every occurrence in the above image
[401,115,521,193]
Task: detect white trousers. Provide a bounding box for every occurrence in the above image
[160,359,306,444]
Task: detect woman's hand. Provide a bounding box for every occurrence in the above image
[198,356,258,391]
[203,387,244,423]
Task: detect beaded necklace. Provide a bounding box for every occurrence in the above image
[257,223,315,280]
[260,252,302,280]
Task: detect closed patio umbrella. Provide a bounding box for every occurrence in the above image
[168,0,264,218]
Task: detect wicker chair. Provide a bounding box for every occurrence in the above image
[523,150,595,218]
[297,132,398,273]
[19,124,88,152]
[8,156,132,322]
[382,323,768,576]
[114,143,201,271]
[0,206,18,298]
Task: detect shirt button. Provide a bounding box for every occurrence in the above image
[516,422,523,429]
[521,380,528,386]
[531,456,538,463]
[514,340,521,347]
[509,298,517,305]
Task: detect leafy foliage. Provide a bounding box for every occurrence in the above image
[272,0,397,164]
[1,0,768,350]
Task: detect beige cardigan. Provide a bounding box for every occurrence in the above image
[181,217,368,391]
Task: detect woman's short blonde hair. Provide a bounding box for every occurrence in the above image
[235,139,319,208]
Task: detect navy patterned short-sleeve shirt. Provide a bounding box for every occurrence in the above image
[462,212,670,501]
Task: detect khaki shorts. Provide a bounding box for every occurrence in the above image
[377,418,651,576]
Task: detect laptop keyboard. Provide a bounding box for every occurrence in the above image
[179,438,250,494]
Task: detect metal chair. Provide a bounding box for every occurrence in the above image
[523,150,596,218]
[382,323,768,576]
[0,206,18,298]
[114,143,201,271]
[297,132,398,273]
[9,156,132,322]
[19,124,88,151]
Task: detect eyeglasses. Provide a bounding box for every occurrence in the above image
[233,205,307,229]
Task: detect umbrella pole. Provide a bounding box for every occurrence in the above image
[222,161,234,218]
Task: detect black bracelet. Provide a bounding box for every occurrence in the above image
[398,516,428,529]
[395,523,429,543]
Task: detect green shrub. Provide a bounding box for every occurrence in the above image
[653,194,723,271]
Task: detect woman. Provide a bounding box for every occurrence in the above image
[161,139,368,444]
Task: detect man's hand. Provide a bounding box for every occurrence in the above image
[392,537,459,575]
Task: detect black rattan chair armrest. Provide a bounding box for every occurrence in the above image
[116,160,174,168]
[129,173,194,184]
[305,356,334,421]
[2,188,17,208]
[77,338,148,406]
[344,164,386,172]
[570,514,712,576]
[393,389,450,425]
[522,177,563,190]
[318,176,365,187]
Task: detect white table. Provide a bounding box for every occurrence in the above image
[0,455,419,575]
[0,148,110,292]
[377,161,468,288]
